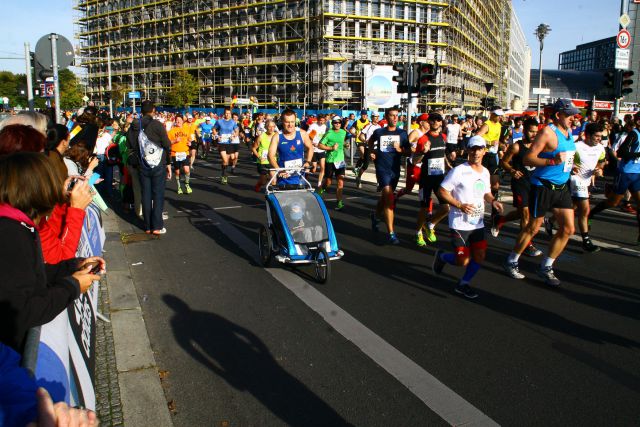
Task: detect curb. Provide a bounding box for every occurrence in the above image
[102,211,174,427]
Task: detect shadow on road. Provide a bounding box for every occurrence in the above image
[162,295,353,427]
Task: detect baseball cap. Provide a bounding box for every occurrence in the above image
[360,110,368,115]
[371,112,380,117]
[418,113,430,122]
[552,98,580,116]
[332,115,342,122]
[186,113,193,118]
[428,112,443,122]
[467,135,487,148]
[491,108,505,116]
[205,117,211,121]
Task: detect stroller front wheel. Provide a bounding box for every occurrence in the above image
[314,248,331,284]
[258,225,273,267]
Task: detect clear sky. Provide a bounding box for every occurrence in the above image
[0,0,622,73]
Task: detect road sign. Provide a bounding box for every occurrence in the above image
[35,34,74,69]
[128,91,141,99]
[532,87,550,95]
[82,95,89,102]
[620,13,631,28]
[617,29,631,49]
[616,48,630,69]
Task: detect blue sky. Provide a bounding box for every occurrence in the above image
[0,0,621,74]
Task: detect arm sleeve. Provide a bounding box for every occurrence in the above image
[38,205,86,264]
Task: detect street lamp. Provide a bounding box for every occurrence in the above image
[535,23,551,119]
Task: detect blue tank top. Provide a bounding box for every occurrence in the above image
[199,123,214,140]
[512,126,523,142]
[277,131,305,185]
[622,129,640,174]
[531,124,576,186]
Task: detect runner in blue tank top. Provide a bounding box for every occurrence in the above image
[504,98,579,287]
[267,109,313,187]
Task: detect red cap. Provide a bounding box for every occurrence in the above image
[379,119,387,126]
[418,113,429,122]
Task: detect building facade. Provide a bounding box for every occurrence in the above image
[558,37,616,71]
[75,0,511,111]
[507,6,530,110]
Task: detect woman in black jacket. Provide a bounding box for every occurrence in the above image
[0,152,104,353]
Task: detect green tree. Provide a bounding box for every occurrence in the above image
[166,70,199,109]
[58,69,84,111]
[110,83,127,109]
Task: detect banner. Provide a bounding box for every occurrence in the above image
[34,203,105,410]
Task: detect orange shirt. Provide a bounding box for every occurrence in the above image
[168,125,190,155]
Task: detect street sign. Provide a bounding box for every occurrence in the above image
[128,91,141,99]
[532,87,550,95]
[617,29,631,49]
[35,34,74,69]
[616,48,630,69]
[620,13,631,28]
[82,95,89,102]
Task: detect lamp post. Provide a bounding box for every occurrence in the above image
[535,23,551,119]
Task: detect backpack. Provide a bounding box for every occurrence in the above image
[138,118,164,168]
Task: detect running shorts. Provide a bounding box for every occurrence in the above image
[312,151,326,162]
[257,163,270,175]
[220,144,239,154]
[325,162,346,179]
[450,228,487,250]
[614,172,640,195]
[482,153,500,175]
[529,183,572,218]
[510,178,531,208]
[376,168,400,191]
[418,175,446,207]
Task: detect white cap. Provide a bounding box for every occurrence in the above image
[492,109,505,116]
[467,135,487,148]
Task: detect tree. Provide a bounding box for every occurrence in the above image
[110,83,127,109]
[166,70,199,109]
[58,69,84,111]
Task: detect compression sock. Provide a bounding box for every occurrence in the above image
[185,173,190,185]
[461,260,481,284]
[541,257,555,268]
[441,252,456,265]
[507,252,520,263]
[427,222,435,230]
[175,175,181,186]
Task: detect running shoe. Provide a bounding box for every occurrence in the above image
[432,249,446,275]
[543,217,553,237]
[177,186,183,195]
[370,212,379,232]
[425,227,437,243]
[355,176,362,189]
[537,266,561,287]
[524,244,543,257]
[503,261,525,279]
[353,166,360,177]
[185,184,192,194]
[152,228,167,235]
[621,204,637,214]
[221,176,228,185]
[335,200,345,211]
[454,282,478,299]
[582,238,600,253]
[490,214,502,238]
[416,233,426,247]
[388,233,400,245]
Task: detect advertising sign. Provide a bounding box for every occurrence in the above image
[363,65,402,110]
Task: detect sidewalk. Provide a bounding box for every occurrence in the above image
[96,212,173,426]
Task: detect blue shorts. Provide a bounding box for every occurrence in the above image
[376,169,400,191]
[614,172,640,194]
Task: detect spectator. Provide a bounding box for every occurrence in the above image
[0,124,46,155]
[64,141,99,177]
[69,106,99,152]
[127,100,172,235]
[0,152,104,353]
[0,111,48,135]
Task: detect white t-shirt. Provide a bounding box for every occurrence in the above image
[95,132,113,155]
[362,123,381,142]
[440,162,491,230]
[308,123,327,153]
[446,123,461,145]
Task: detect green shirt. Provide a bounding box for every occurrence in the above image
[322,129,347,164]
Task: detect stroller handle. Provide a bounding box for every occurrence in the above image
[265,167,314,193]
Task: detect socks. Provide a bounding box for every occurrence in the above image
[441,252,456,265]
[461,260,481,284]
[175,176,181,187]
[185,173,190,185]
[541,257,555,268]
[507,252,520,263]
[427,222,435,230]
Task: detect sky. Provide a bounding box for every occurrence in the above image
[0,0,622,74]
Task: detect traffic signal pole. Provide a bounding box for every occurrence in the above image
[24,42,34,111]
[406,60,413,127]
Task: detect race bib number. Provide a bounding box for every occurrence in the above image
[231,136,240,144]
[563,151,576,173]
[463,202,484,226]
[202,132,211,140]
[284,158,303,168]
[175,152,187,161]
[427,157,445,176]
[380,135,399,153]
[334,160,346,169]
[260,151,269,161]
[570,176,589,198]
[220,134,231,143]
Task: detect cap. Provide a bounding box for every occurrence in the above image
[467,135,487,148]
[332,115,342,122]
[360,110,368,115]
[552,98,580,116]
[205,117,211,121]
[418,113,430,122]
[379,119,387,126]
[186,113,193,118]
[491,109,505,116]
[428,112,443,122]
[371,112,380,117]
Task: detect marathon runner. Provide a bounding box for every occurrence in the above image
[198,117,214,160]
[491,118,542,257]
[445,114,461,162]
[308,114,328,192]
[212,107,239,185]
[251,119,277,192]
[318,116,348,210]
[432,135,504,299]
[267,109,314,187]
[395,113,430,201]
[368,106,411,245]
[476,107,505,214]
[168,115,192,195]
[503,98,579,287]
[354,112,381,188]
[184,113,199,169]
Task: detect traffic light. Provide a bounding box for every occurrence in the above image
[604,70,616,89]
[417,63,437,97]
[392,63,409,93]
[619,70,634,97]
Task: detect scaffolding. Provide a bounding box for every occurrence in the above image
[74,0,510,111]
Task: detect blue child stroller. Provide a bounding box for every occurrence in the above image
[258,168,344,283]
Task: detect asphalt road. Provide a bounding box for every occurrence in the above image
[114,146,640,426]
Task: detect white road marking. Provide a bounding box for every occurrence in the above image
[202,208,499,426]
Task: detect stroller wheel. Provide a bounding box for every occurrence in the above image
[258,225,273,267]
[314,248,331,284]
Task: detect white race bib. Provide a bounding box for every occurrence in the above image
[563,151,576,173]
[175,152,187,161]
[463,202,484,226]
[220,134,231,143]
[284,158,303,168]
[427,157,445,176]
[570,176,589,198]
[231,136,240,144]
[334,160,346,169]
[260,151,269,161]
[380,135,399,153]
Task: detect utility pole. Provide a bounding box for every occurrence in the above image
[107,46,113,116]
[50,34,61,124]
[24,42,34,111]
[535,24,551,120]
[131,39,135,113]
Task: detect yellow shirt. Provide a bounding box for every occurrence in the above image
[482,120,502,143]
[168,125,190,155]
